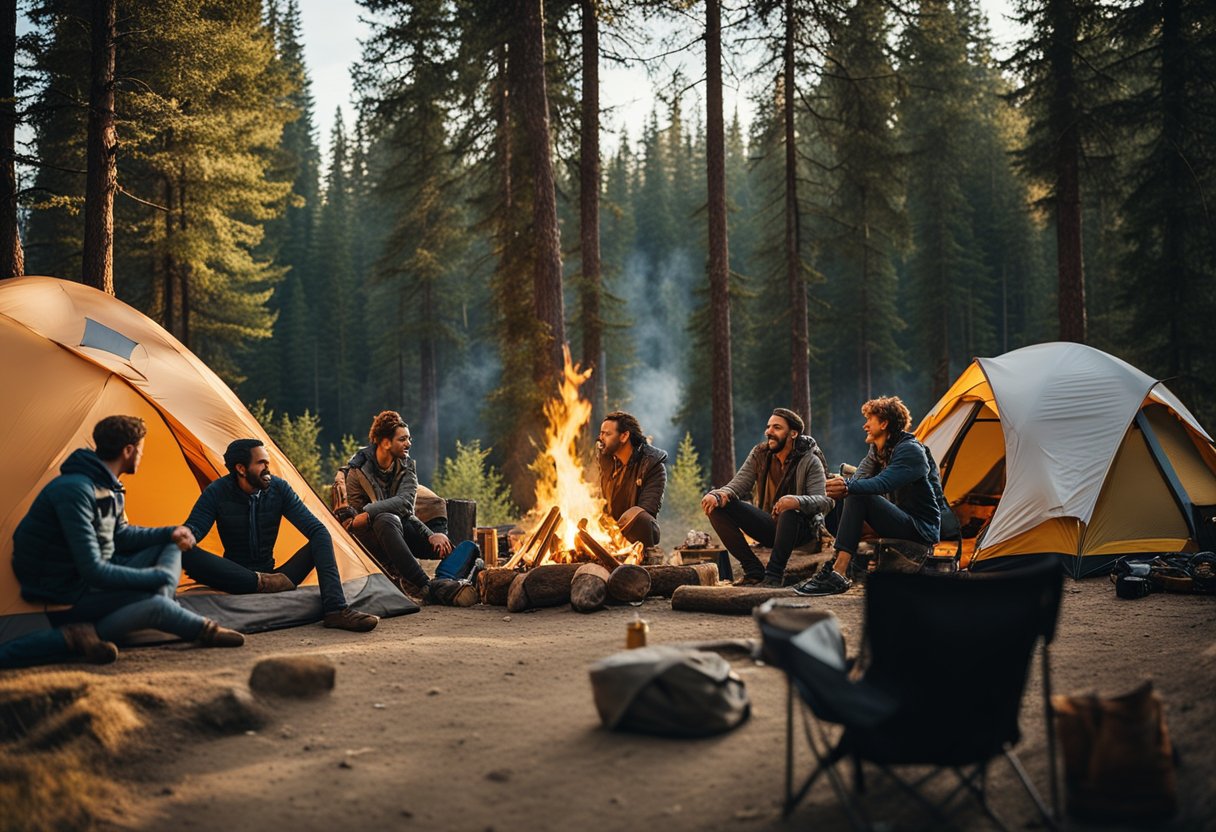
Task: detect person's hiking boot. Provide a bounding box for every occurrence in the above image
[323,607,379,632]
[61,623,119,664]
[197,619,246,648]
[793,562,852,597]
[733,573,766,587]
[760,576,785,589]
[256,571,295,593]
[422,578,477,607]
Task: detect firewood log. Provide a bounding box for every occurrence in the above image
[445,499,476,544]
[478,567,521,606]
[606,563,651,603]
[570,563,611,612]
[575,528,621,571]
[506,563,582,612]
[505,506,560,569]
[644,563,720,598]
[670,584,797,614]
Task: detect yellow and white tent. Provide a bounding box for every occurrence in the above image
[0,277,414,641]
[916,342,1216,577]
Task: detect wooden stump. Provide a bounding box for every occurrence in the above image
[644,563,720,598]
[446,499,477,544]
[670,584,797,615]
[478,567,520,606]
[570,563,611,612]
[607,563,651,604]
[506,563,582,612]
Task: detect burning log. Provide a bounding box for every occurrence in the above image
[606,563,651,604]
[575,528,621,572]
[477,567,521,606]
[505,505,561,569]
[570,563,611,612]
[670,584,796,615]
[506,563,583,612]
[644,563,720,598]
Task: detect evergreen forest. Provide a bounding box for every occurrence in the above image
[4,0,1215,516]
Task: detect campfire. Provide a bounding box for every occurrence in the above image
[502,346,643,571]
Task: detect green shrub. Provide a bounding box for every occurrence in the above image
[432,440,518,526]
[247,399,326,497]
[661,432,712,542]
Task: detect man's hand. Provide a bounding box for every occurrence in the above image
[170,526,196,551]
[825,476,848,500]
[350,512,370,532]
[772,495,800,516]
[429,532,453,557]
[701,491,724,516]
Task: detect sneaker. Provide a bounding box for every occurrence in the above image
[793,563,852,597]
[323,607,379,632]
[422,578,478,607]
[733,573,766,587]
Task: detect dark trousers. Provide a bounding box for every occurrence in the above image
[619,509,660,547]
[709,500,816,581]
[354,514,479,590]
[182,542,348,613]
[833,494,929,556]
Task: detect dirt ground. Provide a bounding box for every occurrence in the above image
[2,576,1215,832]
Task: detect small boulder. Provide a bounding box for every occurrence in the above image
[249,656,336,699]
[194,687,266,733]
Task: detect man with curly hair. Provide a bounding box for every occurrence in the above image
[795,396,942,597]
[340,411,478,606]
[597,411,668,549]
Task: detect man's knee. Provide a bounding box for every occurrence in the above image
[372,512,404,538]
[619,507,660,547]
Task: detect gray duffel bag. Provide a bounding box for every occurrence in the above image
[589,645,750,737]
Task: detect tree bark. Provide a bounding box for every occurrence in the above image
[1159,0,1184,382]
[478,567,521,606]
[570,562,610,612]
[0,0,22,278]
[82,0,117,294]
[606,563,651,603]
[644,563,719,597]
[507,562,582,612]
[579,0,605,420]
[1049,0,1086,343]
[419,280,440,482]
[783,0,810,421]
[671,584,796,614]
[705,0,735,484]
[516,0,566,383]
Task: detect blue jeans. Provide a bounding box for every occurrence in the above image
[183,541,349,613]
[356,516,480,589]
[0,544,207,669]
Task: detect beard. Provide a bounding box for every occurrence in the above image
[766,434,787,452]
[245,469,271,491]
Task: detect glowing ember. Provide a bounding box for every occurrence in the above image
[526,345,629,561]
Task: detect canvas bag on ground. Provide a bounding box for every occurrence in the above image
[589,645,750,737]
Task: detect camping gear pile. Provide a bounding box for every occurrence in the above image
[1110,552,1216,598]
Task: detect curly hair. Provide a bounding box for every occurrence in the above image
[603,410,644,448]
[369,410,408,446]
[93,415,147,461]
[861,396,912,436]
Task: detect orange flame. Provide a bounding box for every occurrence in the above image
[527,345,627,559]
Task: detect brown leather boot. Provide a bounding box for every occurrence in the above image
[197,620,245,647]
[322,607,379,632]
[61,623,119,664]
[256,572,295,593]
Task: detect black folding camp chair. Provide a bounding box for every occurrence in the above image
[757,561,1063,831]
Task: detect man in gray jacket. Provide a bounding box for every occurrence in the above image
[700,408,833,587]
[343,410,475,606]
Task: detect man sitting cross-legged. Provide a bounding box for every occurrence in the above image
[340,411,478,606]
[180,439,379,632]
[0,416,243,669]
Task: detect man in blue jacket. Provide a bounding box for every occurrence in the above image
[1,416,244,668]
[795,396,941,596]
[180,439,379,631]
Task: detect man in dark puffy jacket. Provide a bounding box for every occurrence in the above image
[180,439,379,632]
[701,408,833,587]
[795,395,942,597]
[341,411,477,606]
[1,416,243,668]
[597,411,668,548]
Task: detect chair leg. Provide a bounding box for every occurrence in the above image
[1042,645,1061,822]
[1003,746,1059,832]
[785,680,795,814]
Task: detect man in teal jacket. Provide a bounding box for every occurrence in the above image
[1,416,244,668]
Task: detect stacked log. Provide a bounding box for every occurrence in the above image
[570,564,611,612]
[506,562,583,612]
[670,584,797,615]
[478,567,522,606]
[644,563,719,598]
[606,563,651,603]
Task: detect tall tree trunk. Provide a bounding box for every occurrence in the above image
[0,0,23,278]
[177,162,189,349]
[516,0,566,384]
[1160,0,1185,383]
[705,0,735,484]
[82,0,116,294]
[579,0,605,421]
[783,0,809,423]
[419,281,440,483]
[1049,0,1085,343]
[162,174,176,335]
